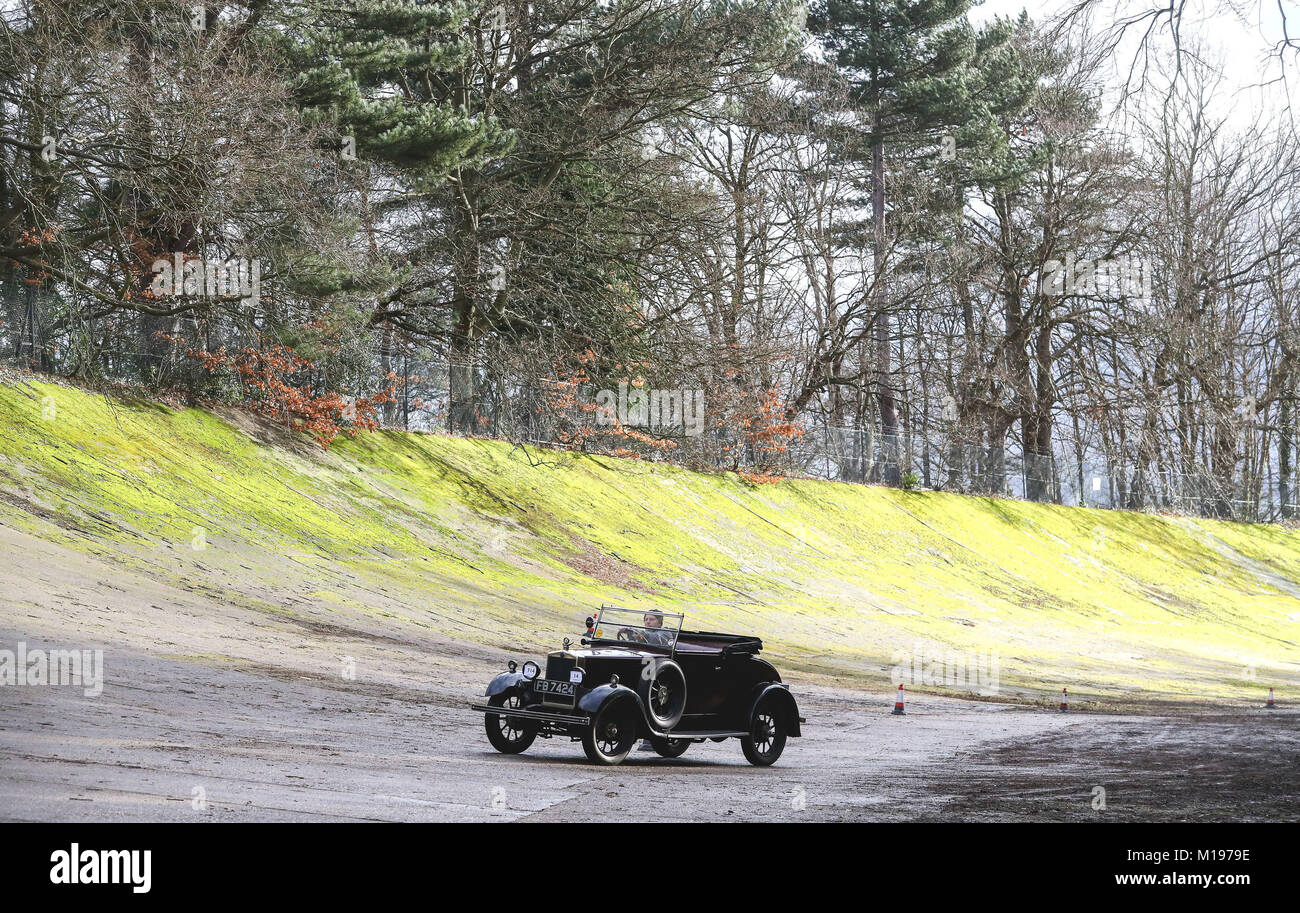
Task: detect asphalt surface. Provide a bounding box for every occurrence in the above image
[3,637,1297,822]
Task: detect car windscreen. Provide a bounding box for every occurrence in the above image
[593,606,682,649]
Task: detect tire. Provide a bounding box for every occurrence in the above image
[484,692,537,754]
[638,660,687,730]
[741,698,788,766]
[647,735,690,759]
[582,699,639,765]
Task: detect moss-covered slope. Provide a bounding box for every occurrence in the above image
[2,378,1297,706]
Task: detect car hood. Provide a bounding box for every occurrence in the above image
[551,646,658,661]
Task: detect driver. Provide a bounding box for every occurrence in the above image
[641,609,672,646]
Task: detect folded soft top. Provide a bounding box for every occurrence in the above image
[674,631,763,655]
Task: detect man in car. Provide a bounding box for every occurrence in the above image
[642,609,670,643]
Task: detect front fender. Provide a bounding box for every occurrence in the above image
[749,683,801,737]
[485,671,526,698]
[578,683,645,719]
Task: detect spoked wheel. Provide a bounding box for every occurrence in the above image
[647,735,690,759]
[484,692,537,754]
[741,700,787,767]
[582,701,639,765]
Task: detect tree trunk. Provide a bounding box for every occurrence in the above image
[1024,324,1054,501]
[871,135,899,483]
[1279,389,1293,518]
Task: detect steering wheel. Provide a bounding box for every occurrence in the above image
[617,627,647,644]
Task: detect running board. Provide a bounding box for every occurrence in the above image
[470,702,750,738]
[470,703,589,726]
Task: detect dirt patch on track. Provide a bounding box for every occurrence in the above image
[916,711,1300,821]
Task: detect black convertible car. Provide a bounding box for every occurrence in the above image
[469,605,802,766]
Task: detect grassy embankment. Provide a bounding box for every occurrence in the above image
[1,377,1297,708]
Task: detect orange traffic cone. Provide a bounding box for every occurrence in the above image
[892,684,906,715]
[1266,688,1277,709]
[1059,687,1069,712]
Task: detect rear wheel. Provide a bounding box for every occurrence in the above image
[741,699,787,766]
[582,700,639,765]
[485,692,537,754]
[647,735,690,758]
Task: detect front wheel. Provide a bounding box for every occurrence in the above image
[485,692,537,754]
[647,735,690,758]
[582,700,639,765]
[741,700,788,766]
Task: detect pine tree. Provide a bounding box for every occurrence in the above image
[284,0,511,179]
[809,0,1017,483]
[266,1,513,421]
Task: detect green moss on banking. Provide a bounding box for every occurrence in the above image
[2,378,1298,705]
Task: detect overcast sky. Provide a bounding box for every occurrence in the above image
[972,0,1300,125]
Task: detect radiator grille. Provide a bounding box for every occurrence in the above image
[545,654,575,681]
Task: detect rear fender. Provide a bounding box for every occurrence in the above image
[748,683,801,737]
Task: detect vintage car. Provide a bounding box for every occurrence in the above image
[469,605,802,766]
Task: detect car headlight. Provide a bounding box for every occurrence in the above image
[521,661,540,680]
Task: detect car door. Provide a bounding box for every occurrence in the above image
[674,649,729,728]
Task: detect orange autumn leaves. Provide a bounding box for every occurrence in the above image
[716,381,804,483]
[541,352,803,480]
[182,340,398,449]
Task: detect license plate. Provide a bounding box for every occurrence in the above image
[535,679,576,698]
